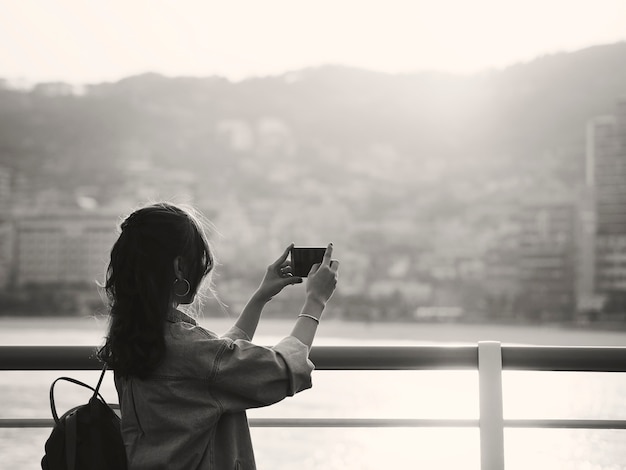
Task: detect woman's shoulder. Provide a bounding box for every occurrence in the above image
[159,322,230,379]
[166,319,221,343]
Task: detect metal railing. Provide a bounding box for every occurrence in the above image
[2,343,626,470]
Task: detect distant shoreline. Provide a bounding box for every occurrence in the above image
[1,315,625,346]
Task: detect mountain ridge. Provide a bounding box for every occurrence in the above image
[1,41,625,198]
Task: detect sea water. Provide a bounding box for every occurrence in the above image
[1,317,625,469]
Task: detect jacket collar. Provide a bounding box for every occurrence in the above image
[166,309,197,326]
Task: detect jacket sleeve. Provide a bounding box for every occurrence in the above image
[220,324,252,342]
[210,336,314,412]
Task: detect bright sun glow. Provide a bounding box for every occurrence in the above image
[1,0,626,83]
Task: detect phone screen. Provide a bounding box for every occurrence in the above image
[290,247,326,277]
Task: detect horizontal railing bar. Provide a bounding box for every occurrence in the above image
[311,346,479,370]
[1,345,626,372]
[3,417,625,429]
[503,419,626,429]
[0,345,479,371]
[254,418,478,428]
[0,346,100,371]
[0,418,480,429]
[0,419,52,428]
[251,419,626,429]
[502,346,626,372]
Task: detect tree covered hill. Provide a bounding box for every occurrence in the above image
[2,42,626,318]
[1,41,625,201]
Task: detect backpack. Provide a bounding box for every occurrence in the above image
[41,365,128,470]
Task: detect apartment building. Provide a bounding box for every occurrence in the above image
[517,202,577,319]
[586,99,626,309]
[15,211,118,286]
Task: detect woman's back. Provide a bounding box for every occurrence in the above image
[116,309,314,470]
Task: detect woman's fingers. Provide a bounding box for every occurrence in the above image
[321,243,333,266]
[310,244,337,276]
[308,262,321,276]
[270,243,294,269]
[284,275,303,285]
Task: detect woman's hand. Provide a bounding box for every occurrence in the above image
[289,243,339,349]
[255,243,303,303]
[305,243,339,308]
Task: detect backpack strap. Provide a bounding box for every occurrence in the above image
[89,396,105,470]
[49,365,109,424]
[65,411,77,470]
[89,365,109,470]
[92,364,107,399]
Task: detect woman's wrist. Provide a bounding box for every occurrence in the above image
[251,289,273,305]
[298,313,320,324]
[301,297,325,320]
[292,301,324,350]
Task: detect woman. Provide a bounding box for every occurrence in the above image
[98,202,339,469]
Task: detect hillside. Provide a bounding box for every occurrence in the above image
[2,42,625,191]
[1,42,626,318]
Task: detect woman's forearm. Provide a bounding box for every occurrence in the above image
[234,292,267,340]
[290,298,325,350]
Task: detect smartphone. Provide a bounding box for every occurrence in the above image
[290,246,326,277]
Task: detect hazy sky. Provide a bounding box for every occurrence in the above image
[2,0,626,83]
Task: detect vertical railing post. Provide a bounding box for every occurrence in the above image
[478,341,505,470]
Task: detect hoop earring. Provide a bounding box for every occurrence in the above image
[174,278,191,297]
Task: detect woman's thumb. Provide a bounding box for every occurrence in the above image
[286,276,303,286]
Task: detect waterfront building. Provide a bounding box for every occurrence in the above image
[0,166,12,217]
[0,167,14,289]
[585,98,626,313]
[14,211,118,286]
[517,202,577,320]
[483,238,521,319]
[0,222,14,289]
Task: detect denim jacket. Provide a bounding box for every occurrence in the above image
[114,310,314,470]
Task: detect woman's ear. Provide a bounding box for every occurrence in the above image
[173,256,185,280]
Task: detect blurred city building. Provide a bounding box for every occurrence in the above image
[0,166,13,289]
[14,211,117,286]
[483,237,521,319]
[582,98,626,317]
[517,202,577,321]
[216,119,254,152]
[0,166,12,215]
[0,222,13,289]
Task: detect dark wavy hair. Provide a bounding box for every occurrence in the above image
[98,202,214,378]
